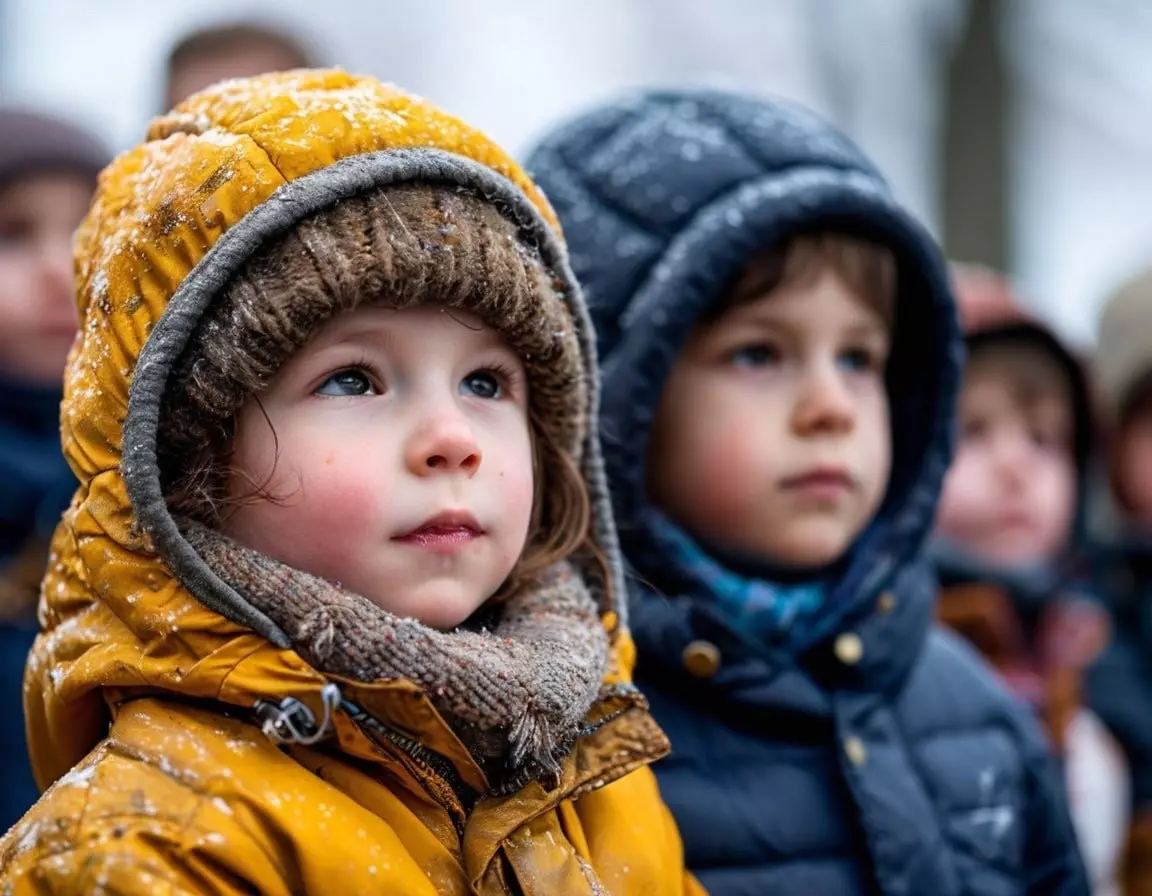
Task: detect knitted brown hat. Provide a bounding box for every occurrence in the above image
[159,183,586,528]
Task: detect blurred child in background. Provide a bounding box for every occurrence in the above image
[1089,267,1152,896]
[163,20,318,109]
[933,264,1129,896]
[0,106,106,830]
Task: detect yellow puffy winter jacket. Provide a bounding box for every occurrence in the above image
[0,70,701,896]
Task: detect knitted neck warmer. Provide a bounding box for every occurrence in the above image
[184,523,609,793]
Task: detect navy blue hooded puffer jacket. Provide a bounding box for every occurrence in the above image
[527,89,1088,896]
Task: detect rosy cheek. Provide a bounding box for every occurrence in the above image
[302,461,382,543]
[1124,434,1152,499]
[682,414,763,526]
[937,455,985,531]
[244,449,383,584]
[496,445,535,546]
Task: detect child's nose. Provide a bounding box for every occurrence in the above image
[406,413,483,478]
[992,434,1031,485]
[39,237,75,303]
[793,366,854,435]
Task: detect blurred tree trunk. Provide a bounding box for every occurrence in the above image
[942,0,1009,271]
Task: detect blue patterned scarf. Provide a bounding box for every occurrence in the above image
[648,511,825,639]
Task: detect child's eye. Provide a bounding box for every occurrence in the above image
[728,343,779,368]
[1031,428,1067,452]
[961,417,990,441]
[837,347,879,374]
[461,369,502,399]
[0,219,33,249]
[315,368,377,397]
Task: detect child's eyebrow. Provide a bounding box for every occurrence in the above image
[312,315,516,356]
[718,305,789,330]
[843,319,890,341]
[319,324,399,351]
[720,307,888,340]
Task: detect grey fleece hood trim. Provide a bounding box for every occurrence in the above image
[122,148,624,648]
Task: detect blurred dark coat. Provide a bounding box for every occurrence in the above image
[0,380,74,831]
[1088,539,1152,894]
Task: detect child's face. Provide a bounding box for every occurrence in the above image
[0,173,92,385]
[222,305,535,630]
[167,43,308,108]
[1113,391,1152,529]
[936,344,1076,566]
[648,270,892,568]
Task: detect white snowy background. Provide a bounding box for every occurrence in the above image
[5,0,1152,345]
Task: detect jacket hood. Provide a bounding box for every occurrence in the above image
[30,70,632,790]
[527,88,961,650]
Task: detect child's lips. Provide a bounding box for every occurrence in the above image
[394,511,484,553]
[997,509,1036,529]
[780,468,855,499]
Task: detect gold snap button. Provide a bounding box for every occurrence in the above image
[877,591,896,614]
[682,640,721,678]
[834,633,864,665]
[844,735,867,767]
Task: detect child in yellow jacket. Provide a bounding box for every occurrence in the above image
[0,70,698,896]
